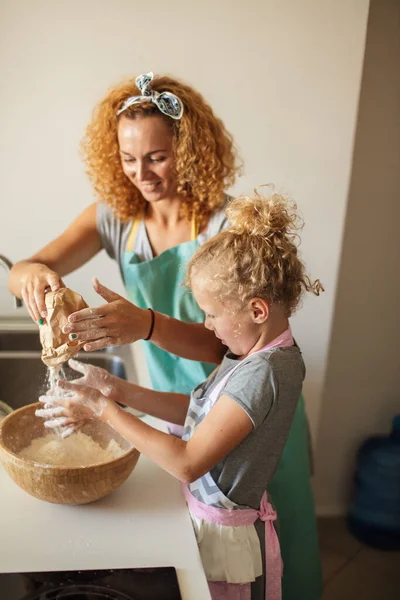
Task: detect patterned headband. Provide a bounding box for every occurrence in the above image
[116,72,184,120]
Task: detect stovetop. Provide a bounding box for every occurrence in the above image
[0,567,182,599]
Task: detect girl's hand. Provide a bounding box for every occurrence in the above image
[65,359,124,404]
[19,263,65,323]
[36,379,112,438]
[62,278,152,351]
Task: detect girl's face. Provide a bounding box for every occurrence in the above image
[192,280,259,358]
[117,115,178,203]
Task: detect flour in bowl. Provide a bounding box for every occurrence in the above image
[18,431,125,467]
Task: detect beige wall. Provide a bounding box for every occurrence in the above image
[314,0,400,514]
[0,1,371,512]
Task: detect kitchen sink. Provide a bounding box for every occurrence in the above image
[0,328,137,412]
[0,330,43,352]
[0,351,127,411]
[0,329,123,354]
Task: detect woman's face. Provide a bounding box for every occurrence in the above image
[117,115,177,203]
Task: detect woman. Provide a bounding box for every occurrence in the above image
[9,72,235,394]
[8,72,322,599]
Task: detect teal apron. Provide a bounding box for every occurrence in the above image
[268,396,322,600]
[122,217,216,395]
[122,217,322,600]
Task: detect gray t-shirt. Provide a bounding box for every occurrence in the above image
[96,199,230,281]
[185,346,305,510]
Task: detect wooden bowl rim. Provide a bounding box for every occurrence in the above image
[0,402,139,473]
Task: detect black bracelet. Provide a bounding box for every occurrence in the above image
[144,308,155,341]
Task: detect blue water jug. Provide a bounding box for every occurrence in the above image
[347,415,400,550]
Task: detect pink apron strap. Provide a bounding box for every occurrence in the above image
[182,485,282,600]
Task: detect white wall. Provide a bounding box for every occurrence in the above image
[0,1,370,511]
[314,0,400,515]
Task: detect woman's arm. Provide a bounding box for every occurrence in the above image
[150,313,225,364]
[65,279,226,364]
[8,203,101,321]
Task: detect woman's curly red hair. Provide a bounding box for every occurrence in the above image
[81,74,241,223]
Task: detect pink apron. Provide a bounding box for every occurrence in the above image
[183,328,294,600]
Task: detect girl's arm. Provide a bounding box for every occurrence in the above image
[104,381,190,426]
[101,395,252,482]
[42,379,252,483]
[42,359,190,426]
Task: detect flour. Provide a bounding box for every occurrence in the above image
[47,364,63,390]
[42,365,69,436]
[18,431,125,467]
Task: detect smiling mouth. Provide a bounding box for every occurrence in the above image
[141,182,161,192]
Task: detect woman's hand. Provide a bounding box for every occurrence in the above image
[62,278,152,351]
[18,262,65,322]
[36,378,113,438]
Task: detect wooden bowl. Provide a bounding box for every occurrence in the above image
[0,403,140,505]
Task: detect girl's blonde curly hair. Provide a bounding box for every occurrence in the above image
[187,191,323,316]
[81,74,241,223]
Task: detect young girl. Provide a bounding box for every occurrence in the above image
[37,191,322,600]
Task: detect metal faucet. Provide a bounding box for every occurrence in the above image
[0,255,23,308]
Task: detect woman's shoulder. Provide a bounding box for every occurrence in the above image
[97,201,133,233]
[199,194,232,242]
[96,201,134,261]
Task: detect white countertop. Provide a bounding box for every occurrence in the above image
[0,421,211,600]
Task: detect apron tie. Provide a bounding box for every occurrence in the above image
[182,485,282,600]
[258,494,283,600]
